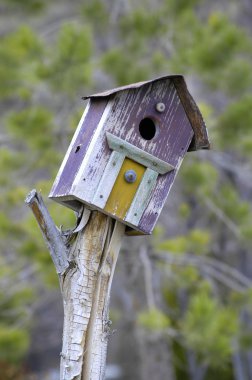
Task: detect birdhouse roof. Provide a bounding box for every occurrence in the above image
[83,75,210,151]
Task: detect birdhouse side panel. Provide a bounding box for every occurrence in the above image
[105,80,190,167]
[49,99,108,198]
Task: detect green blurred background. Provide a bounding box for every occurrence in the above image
[0,0,252,379]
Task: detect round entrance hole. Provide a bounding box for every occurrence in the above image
[139,118,156,140]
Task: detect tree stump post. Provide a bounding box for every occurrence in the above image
[25,189,125,380]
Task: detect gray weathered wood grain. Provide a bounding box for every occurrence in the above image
[125,168,158,225]
[92,150,125,209]
[106,132,174,174]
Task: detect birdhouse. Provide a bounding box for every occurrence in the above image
[49,75,210,235]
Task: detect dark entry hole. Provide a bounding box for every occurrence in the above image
[139,118,156,140]
[75,145,81,153]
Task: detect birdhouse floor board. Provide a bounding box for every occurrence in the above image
[104,158,145,219]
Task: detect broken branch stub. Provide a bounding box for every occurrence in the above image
[25,189,69,274]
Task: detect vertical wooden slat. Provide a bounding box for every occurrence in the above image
[125,168,158,226]
[92,151,125,209]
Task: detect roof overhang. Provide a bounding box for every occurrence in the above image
[83,75,210,151]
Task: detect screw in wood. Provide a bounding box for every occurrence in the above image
[124,170,137,183]
[156,102,165,112]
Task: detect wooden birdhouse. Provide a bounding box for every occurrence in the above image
[49,75,210,235]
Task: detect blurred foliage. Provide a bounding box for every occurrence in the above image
[37,23,93,96]
[157,229,211,255]
[0,361,27,380]
[180,159,219,195]
[0,257,33,372]
[0,326,29,363]
[138,308,171,331]
[82,0,109,31]
[1,0,252,377]
[0,26,42,100]
[217,95,252,156]
[181,289,238,367]
[1,0,47,12]
[8,107,55,150]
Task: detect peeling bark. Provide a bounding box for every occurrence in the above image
[26,190,125,380]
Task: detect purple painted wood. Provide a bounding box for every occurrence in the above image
[50,99,108,196]
[72,124,112,203]
[50,79,196,234]
[106,80,190,167]
[84,75,210,151]
[138,116,194,234]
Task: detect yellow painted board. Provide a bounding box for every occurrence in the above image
[104,158,146,219]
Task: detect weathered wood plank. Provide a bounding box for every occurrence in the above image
[125,168,158,226]
[138,125,194,234]
[72,100,114,203]
[92,151,125,209]
[104,158,145,219]
[105,80,192,166]
[106,132,174,174]
[50,99,108,197]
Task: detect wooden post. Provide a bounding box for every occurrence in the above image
[25,189,125,380]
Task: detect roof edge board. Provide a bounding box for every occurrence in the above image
[172,77,210,151]
[82,75,184,99]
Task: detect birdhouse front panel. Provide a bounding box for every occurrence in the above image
[105,79,190,167]
[49,75,209,235]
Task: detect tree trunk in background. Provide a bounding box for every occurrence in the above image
[137,330,176,380]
